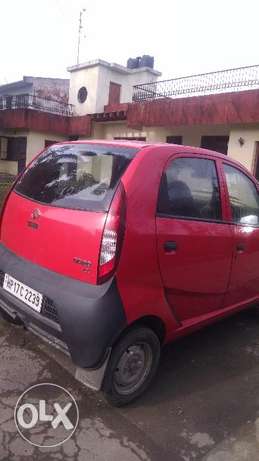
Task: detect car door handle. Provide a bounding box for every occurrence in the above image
[236,243,246,253]
[164,241,177,252]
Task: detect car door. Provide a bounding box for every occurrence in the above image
[156,154,233,323]
[222,162,259,306]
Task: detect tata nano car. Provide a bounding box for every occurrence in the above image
[0,140,259,405]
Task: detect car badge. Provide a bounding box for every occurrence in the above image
[31,209,41,220]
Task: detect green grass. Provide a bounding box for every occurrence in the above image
[0,175,15,206]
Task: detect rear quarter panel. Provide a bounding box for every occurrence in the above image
[116,146,179,341]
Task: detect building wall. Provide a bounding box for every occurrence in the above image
[26,132,66,164]
[69,66,100,116]
[69,63,160,116]
[91,122,230,147]
[96,67,158,112]
[21,124,259,176]
[0,160,18,175]
[32,77,69,103]
[0,77,69,103]
[95,121,259,175]
[1,123,259,177]
[227,126,259,172]
[0,130,29,175]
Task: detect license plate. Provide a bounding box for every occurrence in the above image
[3,273,43,312]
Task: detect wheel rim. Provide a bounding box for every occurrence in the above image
[113,343,153,395]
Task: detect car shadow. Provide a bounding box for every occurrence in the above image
[127,307,259,407]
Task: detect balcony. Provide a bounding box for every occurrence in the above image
[132,64,259,102]
[0,94,73,116]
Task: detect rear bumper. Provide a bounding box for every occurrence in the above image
[0,244,126,371]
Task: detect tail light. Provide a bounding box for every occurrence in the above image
[97,182,126,284]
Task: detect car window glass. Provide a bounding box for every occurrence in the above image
[224,164,259,225]
[15,143,137,212]
[157,157,221,220]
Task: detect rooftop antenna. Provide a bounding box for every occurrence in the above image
[77,8,86,65]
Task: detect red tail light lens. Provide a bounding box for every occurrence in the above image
[98,183,126,284]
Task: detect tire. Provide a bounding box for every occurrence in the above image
[102,326,161,406]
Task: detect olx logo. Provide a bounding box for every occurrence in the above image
[14,383,79,448]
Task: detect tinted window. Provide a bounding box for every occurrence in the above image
[158,157,221,220]
[15,143,137,212]
[224,164,259,224]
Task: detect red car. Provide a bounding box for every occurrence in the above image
[0,140,259,405]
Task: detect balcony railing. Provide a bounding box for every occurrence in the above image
[132,64,259,102]
[0,94,73,116]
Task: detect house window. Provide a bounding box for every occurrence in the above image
[77,86,88,103]
[201,136,229,154]
[166,136,183,145]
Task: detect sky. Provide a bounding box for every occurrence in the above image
[1,0,259,85]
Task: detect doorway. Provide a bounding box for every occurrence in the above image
[201,136,229,154]
[108,82,121,105]
[253,142,259,181]
[7,137,27,174]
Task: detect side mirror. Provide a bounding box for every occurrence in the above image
[240,215,259,225]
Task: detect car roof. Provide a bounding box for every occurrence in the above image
[66,139,228,160]
[65,139,152,149]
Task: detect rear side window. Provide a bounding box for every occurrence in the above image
[223,164,259,224]
[15,143,138,212]
[157,157,221,220]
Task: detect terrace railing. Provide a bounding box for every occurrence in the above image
[132,64,259,102]
[0,94,73,116]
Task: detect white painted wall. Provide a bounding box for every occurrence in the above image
[26,132,66,164]
[69,61,161,115]
[227,126,259,172]
[69,66,100,116]
[93,121,259,175]
[0,160,18,175]
[96,66,159,113]
[2,123,259,177]
[91,122,230,148]
[21,125,259,177]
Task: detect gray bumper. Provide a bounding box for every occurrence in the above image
[0,244,126,373]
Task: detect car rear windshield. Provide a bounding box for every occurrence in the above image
[15,143,138,212]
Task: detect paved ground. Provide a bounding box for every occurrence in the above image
[1,308,259,461]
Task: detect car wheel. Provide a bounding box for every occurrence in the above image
[102,326,161,406]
